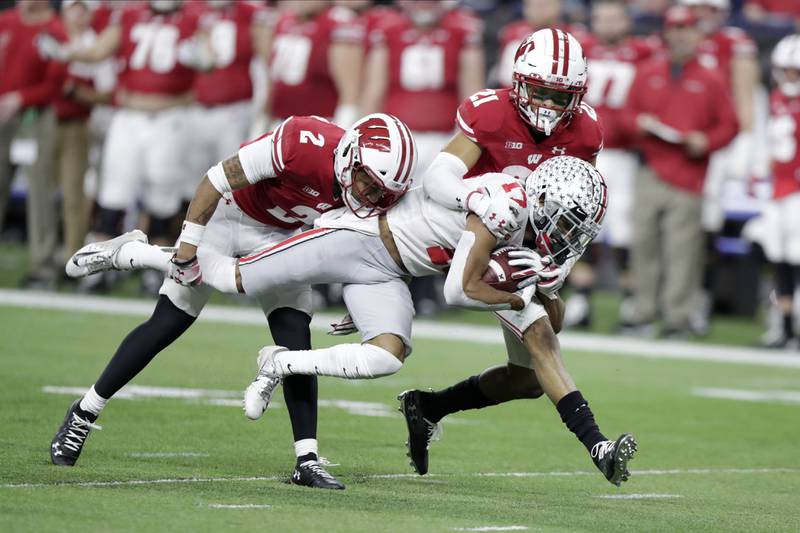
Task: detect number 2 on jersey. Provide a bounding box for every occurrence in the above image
[299,130,325,147]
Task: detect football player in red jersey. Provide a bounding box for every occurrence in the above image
[561,0,663,329]
[37,0,207,256]
[361,0,485,174]
[181,0,272,202]
[494,0,592,88]
[266,0,363,129]
[52,113,417,490]
[422,28,602,244]
[359,0,484,314]
[744,35,800,349]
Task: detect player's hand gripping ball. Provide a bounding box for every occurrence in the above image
[481,246,531,292]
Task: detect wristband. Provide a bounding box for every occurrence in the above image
[179,220,205,247]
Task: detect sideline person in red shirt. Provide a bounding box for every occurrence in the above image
[0,0,67,288]
[623,5,738,337]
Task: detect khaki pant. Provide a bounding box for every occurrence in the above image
[0,108,58,278]
[55,119,90,257]
[631,166,704,329]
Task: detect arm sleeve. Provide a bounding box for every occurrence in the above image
[237,117,294,184]
[421,151,472,211]
[443,230,512,311]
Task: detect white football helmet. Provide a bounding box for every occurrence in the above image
[525,156,607,264]
[511,28,588,136]
[334,113,417,218]
[772,34,800,98]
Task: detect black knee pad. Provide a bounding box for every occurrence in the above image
[775,262,795,298]
[94,207,125,235]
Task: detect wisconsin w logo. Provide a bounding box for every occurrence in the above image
[527,154,542,165]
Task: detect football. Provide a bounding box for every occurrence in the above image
[481,246,528,292]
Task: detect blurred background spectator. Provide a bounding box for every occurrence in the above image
[0,0,796,348]
[623,5,739,338]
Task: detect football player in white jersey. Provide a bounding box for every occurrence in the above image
[238,156,636,487]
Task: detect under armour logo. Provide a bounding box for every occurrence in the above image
[489,213,497,221]
[552,146,566,155]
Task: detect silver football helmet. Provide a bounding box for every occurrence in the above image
[525,156,607,264]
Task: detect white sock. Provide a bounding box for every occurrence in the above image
[294,438,318,460]
[197,250,239,294]
[273,343,403,379]
[115,241,172,272]
[79,386,108,416]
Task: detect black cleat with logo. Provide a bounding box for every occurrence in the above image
[50,399,101,466]
[397,389,442,476]
[290,460,345,490]
[592,433,638,486]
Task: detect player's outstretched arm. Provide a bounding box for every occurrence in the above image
[421,132,480,211]
[175,155,250,261]
[443,215,525,311]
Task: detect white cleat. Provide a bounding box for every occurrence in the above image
[243,346,287,420]
[65,230,148,278]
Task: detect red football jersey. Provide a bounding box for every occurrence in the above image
[583,36,662,149]
[456,88,603,180]
[696,26,756,89]
[268,6,363,120]
[495,20,592,88]
[233,116,345,230]
[191,1,265,106]
[361,5,403,51]
[113,5,199,95]
[768,90,800,199]
[375,9,481,133]
[746,0,800,18]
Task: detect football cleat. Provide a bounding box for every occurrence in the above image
[50,399,102,466]
[592,433,637,487]
[243,346,286,420]
[397,390,442,476]
[290,460,345,490]
[65,230,148,278]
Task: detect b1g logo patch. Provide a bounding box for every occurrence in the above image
[505,141,523,150]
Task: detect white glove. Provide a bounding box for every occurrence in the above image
[36,33,69,62]
[328,313,358,336]
[513,284,538,309]
[508,249,558,289]
[168,255,202,286]
[466,190,520,241]
[536,263,566,300]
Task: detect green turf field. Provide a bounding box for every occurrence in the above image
[1,301,799,533]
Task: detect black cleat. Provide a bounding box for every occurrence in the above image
[290,460,345,490]
[50,399,101,466]
[397,390,441,476]
[592,433,637,486]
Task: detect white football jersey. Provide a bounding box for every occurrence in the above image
[317,174,528,277]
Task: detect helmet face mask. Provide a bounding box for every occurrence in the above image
[334,114,417,219]
[511,29,588,136]
[525,156,607,265]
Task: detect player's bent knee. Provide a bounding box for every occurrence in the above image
[508,363,544,399]
[522,317,559,357]
[366,334,406,363]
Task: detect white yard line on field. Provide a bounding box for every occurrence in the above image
[452,527,529,532]
[3,467,799,490]
[2,289,799,368]
[207,503,272,509]
[128,452,209,458]
[693,387,800,405]
[597,493,681,500]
